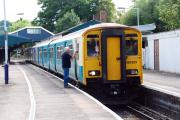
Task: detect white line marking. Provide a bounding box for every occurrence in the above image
[143,81,180,97]
[31,64,123,120]
[18,66,36,120]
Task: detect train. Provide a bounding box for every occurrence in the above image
[26,23,143,104]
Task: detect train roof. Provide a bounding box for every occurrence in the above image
[33,23,140,48]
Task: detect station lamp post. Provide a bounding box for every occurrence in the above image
[3,0,9,84]
[17,13,24,20]
[118,7,140,28]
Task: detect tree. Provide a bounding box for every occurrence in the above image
[9,19,31,32]
[120,0,159,25]
[55,10,80,33]
[158,0,180,30]
[33,0,116,32]
[118,0,180,32]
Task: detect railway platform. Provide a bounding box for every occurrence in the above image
[141,69,180,120]
[0,63,122,120]
[143,69,180,97]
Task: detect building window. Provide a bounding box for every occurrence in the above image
[27,28,41,34]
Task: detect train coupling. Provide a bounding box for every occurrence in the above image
[108,84,126,96]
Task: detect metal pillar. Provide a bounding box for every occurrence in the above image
[3,0,9,84]
[135,8,139,28]
[118,7,140,28]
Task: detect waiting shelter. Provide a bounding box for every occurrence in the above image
[0,26,54,63]
[0,34,31,63]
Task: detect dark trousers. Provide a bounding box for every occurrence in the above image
[63,68,69,87]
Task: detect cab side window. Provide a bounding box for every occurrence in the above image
[87,35,99,57]
[126,40,138,55]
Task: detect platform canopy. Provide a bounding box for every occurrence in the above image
[0,34,31,47]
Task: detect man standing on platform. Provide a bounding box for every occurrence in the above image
[61,47,76,88]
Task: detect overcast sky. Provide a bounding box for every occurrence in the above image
[0,0,133,22]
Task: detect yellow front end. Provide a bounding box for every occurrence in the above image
[82,27,143,87]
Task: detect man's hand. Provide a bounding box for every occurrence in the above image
[72,51,78,59]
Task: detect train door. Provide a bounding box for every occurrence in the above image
[107,37,121,80]
[102,29,126,82]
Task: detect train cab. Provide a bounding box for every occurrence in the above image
[82,26,142,103]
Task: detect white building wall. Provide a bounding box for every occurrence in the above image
[144,29,180,73]
[145,39,154,69]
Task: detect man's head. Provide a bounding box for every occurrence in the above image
[64,47,70,53]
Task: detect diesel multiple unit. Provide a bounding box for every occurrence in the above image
[27,23,143,104]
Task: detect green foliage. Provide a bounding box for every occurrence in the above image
[158,0,180,30]
[120,0,159,25]
[33,0,116,32]
[9,19,31,32]
[119,0,180,32]
[55,10,80,33]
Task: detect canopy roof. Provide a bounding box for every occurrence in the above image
[0,34,31,47]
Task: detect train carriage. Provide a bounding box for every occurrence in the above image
[29,23,143,104]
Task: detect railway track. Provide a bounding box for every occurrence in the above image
[110,103,172,120]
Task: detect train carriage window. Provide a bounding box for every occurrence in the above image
[76,43,79,60]
[57,46,64,59]
[44,49,47,62]
[68,44,74,56]
[39,49,42,59]
[69,44,73,49]
[50,48,54,58]
[126,40,138,55]
[87,35,99,57]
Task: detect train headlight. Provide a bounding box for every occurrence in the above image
[127,69,138,75]
[88,70,100,76]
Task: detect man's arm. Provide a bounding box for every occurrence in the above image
[71,51,78,59]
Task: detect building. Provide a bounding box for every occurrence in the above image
[143,29,180,74]
[93,10,108,22]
